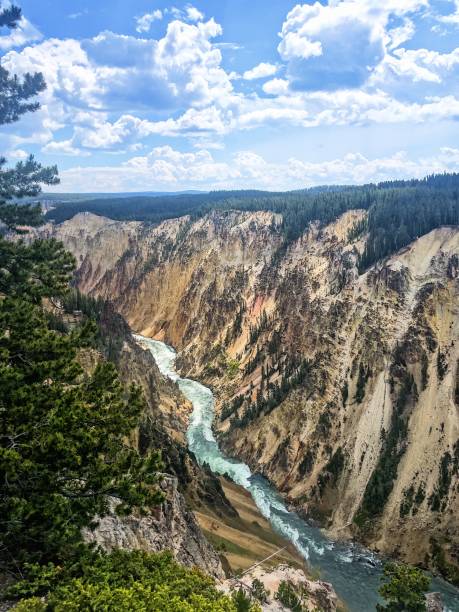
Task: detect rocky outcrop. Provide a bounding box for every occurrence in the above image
[83,476,224,579]
[219,564,338,611]
[42,210,459,578]
[426,592,445,612]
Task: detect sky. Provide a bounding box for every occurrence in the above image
[2,0,459,192]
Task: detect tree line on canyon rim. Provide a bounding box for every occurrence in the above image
[46,173,459,272]
[0,3,451,610]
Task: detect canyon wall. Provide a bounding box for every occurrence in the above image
[42,210,459,580]
[74,300,231,577]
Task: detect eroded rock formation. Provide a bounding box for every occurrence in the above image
[42,209,459,580]
[83,476,224,579]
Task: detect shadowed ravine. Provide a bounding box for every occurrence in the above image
[134,335,459,612]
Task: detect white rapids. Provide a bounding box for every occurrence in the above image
[135,335,459,612]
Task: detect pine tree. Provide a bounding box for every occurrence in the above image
[377,562,430,611]
[0,298,163,571]
[0,3,65,300]
[0,4,46,126]
[0,5,163,579]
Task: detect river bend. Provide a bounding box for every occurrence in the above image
[135,335,459,612]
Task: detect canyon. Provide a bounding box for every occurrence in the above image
[39,207,459,585]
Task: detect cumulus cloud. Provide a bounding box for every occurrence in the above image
[51,145,459,193]
[277,0,429,91]
[6,149,28,160]
[163,5,204,23]
[38,84,459,155]
[2,17,236,151]
[234,87,459,131]
[243,62,278,80]
[43,105,231,154]
[435,0,459,25]
[185,5,204,22]
[3,0,459,164]
[135,10,163,33]
[42,139,90,156]
[4,18,231,112]
[262,78,289,95]
[369,46,459,100]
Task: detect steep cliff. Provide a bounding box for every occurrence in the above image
[83,477,224,579]
[71,300,231,578]
[42,210,459,580]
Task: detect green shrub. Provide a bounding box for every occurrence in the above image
[13,550,247,612]
[430,539,459,587]
[251,578,269,603]
[275,580,305,611]
[12,598,46,612]
[226,357,240,379]
[376,562,430,612]
[232,588,254,612]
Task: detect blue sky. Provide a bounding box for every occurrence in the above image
[2,0,459,192]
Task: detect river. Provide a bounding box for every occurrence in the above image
[134,335,459,612]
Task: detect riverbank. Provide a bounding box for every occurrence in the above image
[137,336,459,612]
[194,476,307,575]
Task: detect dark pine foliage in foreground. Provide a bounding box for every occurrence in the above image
[0,2,162,602]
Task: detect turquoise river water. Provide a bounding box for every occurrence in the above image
[135,335,459,612]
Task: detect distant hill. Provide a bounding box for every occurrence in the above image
[21,190,209,204]
[44,190,278,225]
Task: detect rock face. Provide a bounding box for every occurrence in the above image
[75,300,232,578]
[426,592,445,612]
[43,210,459,578]
[219,564,338,611]
[83,476,224,579]
[91,301,237,515]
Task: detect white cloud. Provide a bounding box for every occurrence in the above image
[262,78,289,95]
[234,87,459,131]
[3,0,459,160]
[435,0,459,25]
[277,1,429,91]
[164,5,204,23]
[144,106,230,136]
[50,145,459,193]
[33,83,459,155]
[5,18,231,112]
[6,149,28,160]
[243,62,278,80]
[68,10,88,20]
[39,104,232,154]
[386,19,416,50]
[185,5,204,22]
[279,29,322,61]
[0,17,42,50]
[135,10,163,33]
[42,139,90,156]
[214,41,242,50]
[2,17,236,151]
[237,106,310,129]
[370,46,459,93]
[168,7,185,19]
